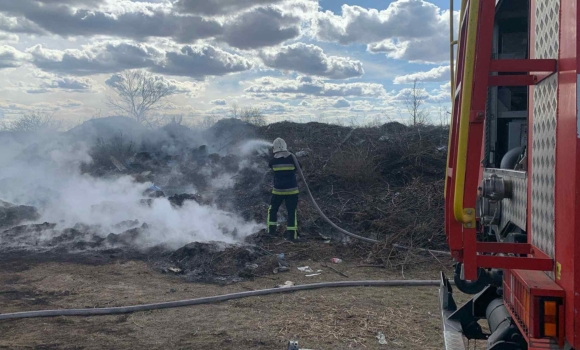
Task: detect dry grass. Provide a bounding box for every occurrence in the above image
[0,254,456,350]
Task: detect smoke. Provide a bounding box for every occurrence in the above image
[0,120,271,251]
[237,139,273,157]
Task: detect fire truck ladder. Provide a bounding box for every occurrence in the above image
[446,0,557,281]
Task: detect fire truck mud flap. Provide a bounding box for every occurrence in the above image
[439,272,467,350]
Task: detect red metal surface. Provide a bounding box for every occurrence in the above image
[504,270,532,337]
[444,0,470,262]
[527,0,536,262]
[477,255,552,271]
[444,0,558,279]
[557,0,578,345]
[528,339,565,350]
[510,270,567,298]
[489,59,557,72]
[559,305,565,349]
[503,270,565,344]
[477,242,537,255]
[524,3,550,349]
[461,0,496,280]
[488,75,538,86]
[443,0,580,347]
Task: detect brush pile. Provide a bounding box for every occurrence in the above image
[0,116,449,282]
[257,121,448,250]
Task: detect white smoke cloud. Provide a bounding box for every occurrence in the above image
[0,130,261,250]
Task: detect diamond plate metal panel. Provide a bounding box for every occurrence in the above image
[531,0,558,260]
[535,0,560,59]
[484,170,528,232]
[443,331,467,350]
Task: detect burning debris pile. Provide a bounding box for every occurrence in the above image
[0,116,448,282]
[0,200,40,230]
[155,239,273,283]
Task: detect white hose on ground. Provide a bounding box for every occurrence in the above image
[0,280,443,321]
[292,154,451,256]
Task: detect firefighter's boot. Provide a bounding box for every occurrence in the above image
[268,225,277,236]
[284,230,298,241]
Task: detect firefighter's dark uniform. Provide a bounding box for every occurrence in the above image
[268,154,300,239]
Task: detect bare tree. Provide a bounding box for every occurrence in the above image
[168,114,183,125]
[107,70,174,127]
[230,103,240,119]
[230,104,266,126]
[2,111,61,132]
[240,107,266,126]
[195,115,218,130]
[404,79,430,126]
[437,104,451,127]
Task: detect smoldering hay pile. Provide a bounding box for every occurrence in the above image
[0,116,449,282]
[0,117,272,258]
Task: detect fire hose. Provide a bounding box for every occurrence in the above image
[0,280,444,321]
[0,153,452,322]
[291,154,451,256]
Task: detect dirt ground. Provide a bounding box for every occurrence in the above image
[0,245,457,350]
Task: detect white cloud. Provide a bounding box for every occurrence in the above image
[333,98,351,108]
[0,100,65,115]
[211,99,227,105]
[258,101,288,114]
[0,13,45,34]
[27,42,163,75]
[0,0,454,123]
[152,45,252,78]
[0,45,29,68]
[391,80,450,104]
[428,82,451,102]
[7,70,96,94]
[220,6,301,49]
[175,0,284,16]
[0,32,18,43]
[57,99,83,108]
[105,72,204,97]
[315,2,440,44]
[25,76,95,94]
[315,1,456,63]
[49,76,93,91]
[0,100,33,113]
[0,1,312,50]
[26,41,252,79]
[0,1,223,43]
[260,43,363,79]
[368,34,450,63]
[245,75,387,98]
[393,65,449,84]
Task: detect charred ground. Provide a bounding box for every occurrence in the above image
[0,117,448,283]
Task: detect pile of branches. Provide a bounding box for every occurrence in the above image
[257,121,449,251]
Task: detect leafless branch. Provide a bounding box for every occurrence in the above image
[107,70,174,128]
[404,79,430,126]
[1,111,61,132]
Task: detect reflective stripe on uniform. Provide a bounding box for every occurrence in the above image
[267,206,276,227]
[273,167,295,171]
[287,209,298,231]
[272,164,295,171]
[272,188,299,195]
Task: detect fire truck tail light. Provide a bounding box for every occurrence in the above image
[541,300,558,338]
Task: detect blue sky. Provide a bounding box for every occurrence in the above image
[320,0,457,12]
[0,0,456,126]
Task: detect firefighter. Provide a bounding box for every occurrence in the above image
[267,138,300,241]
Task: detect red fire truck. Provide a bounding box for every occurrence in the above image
[441,0,580,349]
